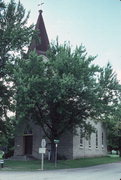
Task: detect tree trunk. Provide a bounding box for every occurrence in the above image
[119,149,121,157]
[119,137,121,157]
[50,141,56,162]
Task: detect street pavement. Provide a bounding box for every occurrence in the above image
[0,162,121,180]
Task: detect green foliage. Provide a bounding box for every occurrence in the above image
[107,103,121,152]
[93,63,121,122]
[0,116,15,158]
[0,0,34,152]
[0,0,34,68]
[0,0,34,118]
[14,41,121,144]
[97,64,121,152]
[0,0,5,14]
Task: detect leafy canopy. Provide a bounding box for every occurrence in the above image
[14,41,121,142]
[0,0,34,148]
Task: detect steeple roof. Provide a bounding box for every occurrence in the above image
[29,10,49,54]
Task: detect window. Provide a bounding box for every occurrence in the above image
[80,129,84,147]
[96,130,98,148]
[88,134,91,148]
[24,124,32,135]
[102,132,104,149]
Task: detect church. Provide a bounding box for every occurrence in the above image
[14,10,107,160]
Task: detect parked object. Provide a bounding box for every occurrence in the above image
[0,151,4,168]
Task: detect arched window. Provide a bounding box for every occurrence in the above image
[24,124,32,135]
[80,128,84,148]
[102,132,104,149]
[88,134,91,149]
[96,130,98,148]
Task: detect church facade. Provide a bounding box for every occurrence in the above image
[14,11,107,160]
[14,120,107,159]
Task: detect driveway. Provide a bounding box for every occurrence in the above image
[0,162,121,180]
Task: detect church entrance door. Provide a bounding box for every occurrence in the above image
[24,135,33,155]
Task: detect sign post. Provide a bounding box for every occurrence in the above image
[54,139,60,168]
[41,153,44,170]
[39,139,46,170]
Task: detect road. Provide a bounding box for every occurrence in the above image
[0,162,121,180]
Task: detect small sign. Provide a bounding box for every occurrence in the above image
[39,148,46,154]
[0,160,4,164]
[41,139,46,148]
[54,139,60,144]
[0,151,4,159]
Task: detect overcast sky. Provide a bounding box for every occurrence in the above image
[4,0,121,81]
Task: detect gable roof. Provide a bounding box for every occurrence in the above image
[29,10,49,55]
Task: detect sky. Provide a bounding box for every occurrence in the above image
[4,0,121,81]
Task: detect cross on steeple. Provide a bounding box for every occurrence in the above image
[38,1,44,11]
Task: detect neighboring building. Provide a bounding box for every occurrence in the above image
[14,10,107,160]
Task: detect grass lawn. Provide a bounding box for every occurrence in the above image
[1,156,121,171]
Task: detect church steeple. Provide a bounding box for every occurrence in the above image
[29,10,49,54]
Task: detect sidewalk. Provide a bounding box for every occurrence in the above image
[0,162,121,180]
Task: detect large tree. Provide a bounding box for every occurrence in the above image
[0,0,5,10]
[107,103,121,156]
[14,41,121,157]
[0,0,34,150]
